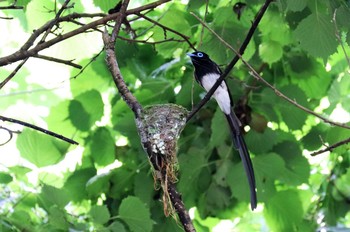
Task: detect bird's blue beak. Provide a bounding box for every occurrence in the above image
[186,52,196,57]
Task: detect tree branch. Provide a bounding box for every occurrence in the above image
[0,1,23,10]
[0,115,78,145]
[0,0,171,67]
[33,54,82,69]
[0,58,28,89]
[103,1,142,117]
[311,137,350,156]
[102,2,194,231]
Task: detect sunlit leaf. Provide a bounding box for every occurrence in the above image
[17,129,66,167]
[264,190,304,231]
[294,13,338,59]
[119,196,152,232]
[90,205,110,225]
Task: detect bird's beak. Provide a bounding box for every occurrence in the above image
[186,52,196,57]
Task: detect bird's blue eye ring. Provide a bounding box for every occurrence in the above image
[197,52,203,57]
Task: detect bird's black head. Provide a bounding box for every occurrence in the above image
[187,51,210,60]
[187,51,221,77]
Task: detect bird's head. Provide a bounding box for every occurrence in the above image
[186,51,221,75]
[186,51,210,61]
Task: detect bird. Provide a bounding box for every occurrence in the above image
[187,51,257,210]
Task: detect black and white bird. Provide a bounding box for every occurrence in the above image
[187,51,257,210]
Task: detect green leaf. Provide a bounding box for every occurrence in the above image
[133,172,154,206]
[71,55,110,97]
[119,196,152,232]
[39,185,70,209]
[48,205,69,230]
[294,13,337,59]
[112,112,139,147]
[259,40,283,65]
[205,183,231,211]
[213,160,233,187]
[109,221,127,232]
[301,126,326,151]
[69,90,104,131]
[264,190,304,231]
[92,0,117,12]
[210,109,229,148]
[335,5,350,29]
[278,85,309,130]
[86,172,111,198]
[0,172,12,183]
[64,168,96,202]
[260,10,292,46]
[274,142,310,185]
[90,127,115,166]
[152,7,191,57]
[47,100,76,139]
[253,153,285,179]
[201,7,248,64]
[228,153,284,203]
[110,168,135,198]
[326,126,350,146]
[9,210,33,231]
[26,0,55,28]
[38,172,65,187]
[245,128,280,154]
[178,148,208,202]
[335,168,350,198]
[328,75,350,107]
[69,99,91,131]
[8,166,31,182]
[16,129,66,167]
[90,205,110,225]
[285,0,307,12]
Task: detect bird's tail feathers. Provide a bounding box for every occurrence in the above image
[225,112,257,210]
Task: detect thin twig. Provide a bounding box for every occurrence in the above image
[186,0,273,122]
[40,0,71,43]
[71,48,104,79]
[0,4,23,10]
[126,0,171,15]
[198,0,209,49]
[0,115,78,145]
[33,54,82,69]
[0,126,20,145]
[0,58,28,89]
[136,13,196,51]
[311,137,350,156]
[118,36,185,44]
[0,16,13,19]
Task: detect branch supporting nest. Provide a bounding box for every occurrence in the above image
[102,1,194,231]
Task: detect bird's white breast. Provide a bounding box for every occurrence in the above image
[202,73,231,115]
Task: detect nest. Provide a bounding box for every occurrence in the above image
[139,104,188,216]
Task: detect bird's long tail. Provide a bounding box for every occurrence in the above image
[225,111,257,210]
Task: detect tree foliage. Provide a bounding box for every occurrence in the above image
[1,0,350,231]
